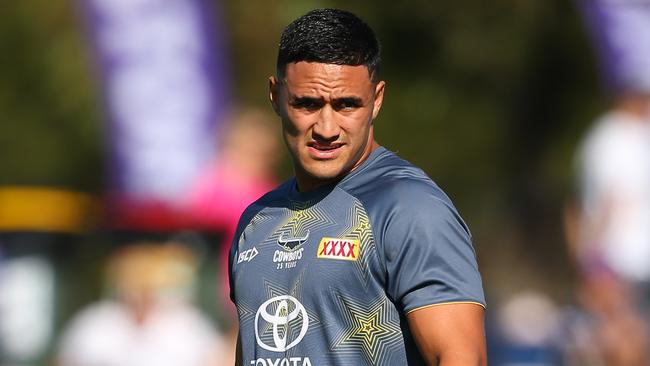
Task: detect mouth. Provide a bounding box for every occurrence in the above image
[307,141,344,159]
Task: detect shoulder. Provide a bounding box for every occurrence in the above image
[341,148,428,194]
[236,179,292,226]
[341,148,465,233]
[349,152,483,310]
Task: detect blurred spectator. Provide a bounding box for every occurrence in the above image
[567,1,650,365]
[488,291,563,366]
[574,94,650,286]
[0,253,55,365]
[56,242,225,366]
[185,106,281,363]
[187,107,281,231]
[0,187,94,366]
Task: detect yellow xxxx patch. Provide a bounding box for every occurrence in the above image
[317,237,360,261]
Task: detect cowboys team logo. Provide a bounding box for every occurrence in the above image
[255,295,309,352]
[274,231,310,269]
[277,230,310,251]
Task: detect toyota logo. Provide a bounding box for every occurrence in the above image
[255,295,309,352]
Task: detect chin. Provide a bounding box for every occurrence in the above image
[305,165,348,182]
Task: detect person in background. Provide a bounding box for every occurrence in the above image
[570,92,650,366]
[56,242,225,366]
[185,107,281,364]
[187,107,281,234]
[567,1,650,364]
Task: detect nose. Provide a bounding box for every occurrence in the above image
[312,105,340,142]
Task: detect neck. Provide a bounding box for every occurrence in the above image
[295,176,337,193]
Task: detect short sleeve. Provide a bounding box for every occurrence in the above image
[228,203,263,303]
[379,183,485,313]
[228,229,240,303]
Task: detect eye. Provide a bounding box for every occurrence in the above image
[334,98,362,111]
[290,98,322,111]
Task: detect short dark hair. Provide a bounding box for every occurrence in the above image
[276,8,381,81]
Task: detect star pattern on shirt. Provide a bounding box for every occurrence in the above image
[236,301,256,325]
[338,198,375,285]
[238,208,290,251]
[237,271,306,325]
[330,293,402,364]
[262,200,336,248]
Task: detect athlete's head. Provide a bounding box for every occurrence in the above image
[270,9,386,192]
[276,8,381,82]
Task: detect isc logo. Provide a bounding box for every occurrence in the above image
[238,247,258,263]
[317,238,360,261]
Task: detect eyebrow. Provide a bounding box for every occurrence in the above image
[336,96,363,105]
[289,95,363,104]
[290,95,323,103]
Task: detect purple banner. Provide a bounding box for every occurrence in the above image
[577,0,650,94]
[81,0,229,216]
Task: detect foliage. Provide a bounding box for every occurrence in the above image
[0,0,604,294]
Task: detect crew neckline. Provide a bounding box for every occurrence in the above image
[287,146,388,202]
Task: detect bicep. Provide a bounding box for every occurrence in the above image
[406,303,486,366]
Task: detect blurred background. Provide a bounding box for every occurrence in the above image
[1,0,649,365]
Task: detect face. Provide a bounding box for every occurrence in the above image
[270,62,385,191]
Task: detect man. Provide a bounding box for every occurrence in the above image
[229,8,486,366]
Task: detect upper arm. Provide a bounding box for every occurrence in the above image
[379,182,485,311]
[406,303,486,366]
[376,182,486,364]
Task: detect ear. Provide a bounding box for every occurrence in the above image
[372,80,385,120]
[269,76,281,116]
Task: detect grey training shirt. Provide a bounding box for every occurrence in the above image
[229,146,485,366]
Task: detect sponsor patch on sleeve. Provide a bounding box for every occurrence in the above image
[317,237,360,261]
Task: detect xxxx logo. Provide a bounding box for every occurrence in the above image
[316,238,360,261]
